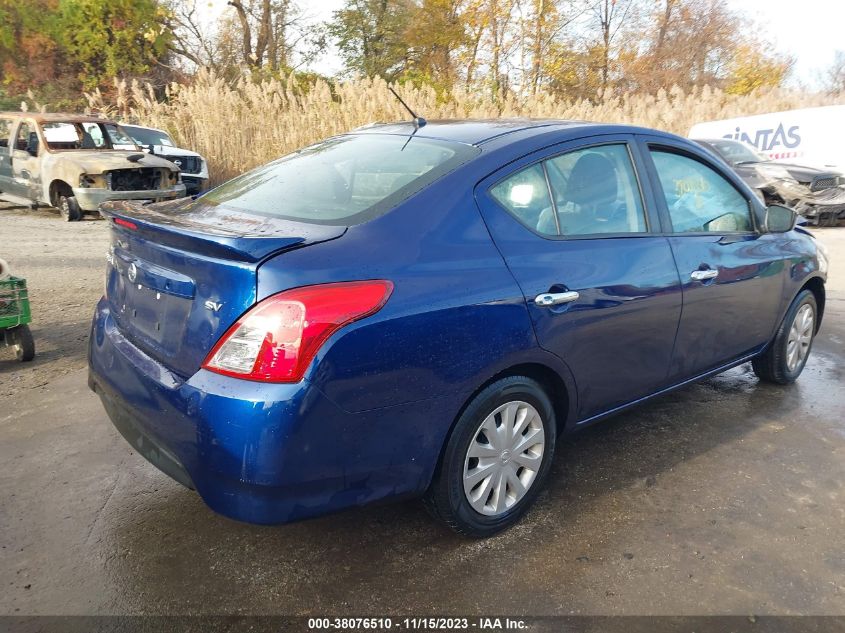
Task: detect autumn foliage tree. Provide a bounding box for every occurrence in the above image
[0,0,172,106]
[0,0,63,96]
[1,0,809,110]
[57,0,171,89]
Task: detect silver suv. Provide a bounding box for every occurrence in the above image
[0,113,185,221]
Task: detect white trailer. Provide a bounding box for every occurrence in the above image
[688,105,845,174]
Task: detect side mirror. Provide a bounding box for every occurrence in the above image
[765,204,796,233]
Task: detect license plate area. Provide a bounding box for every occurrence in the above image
[110,249,195,354]
[122,281,191,347]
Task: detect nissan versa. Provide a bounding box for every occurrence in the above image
[88,120,827,537]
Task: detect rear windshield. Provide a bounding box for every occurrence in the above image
[195,134,479,225]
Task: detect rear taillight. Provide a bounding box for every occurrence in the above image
[202,280,393,383]
[114,217,137,230]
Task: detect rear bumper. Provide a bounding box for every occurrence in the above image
[90,373,195,489]
[73,184,186,211]
[88,298,440,524]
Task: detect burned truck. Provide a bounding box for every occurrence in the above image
[695,138,845,226]
[0,113,185,221]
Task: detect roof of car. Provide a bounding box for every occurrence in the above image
[0,112,117,124]
[351,118,598,145]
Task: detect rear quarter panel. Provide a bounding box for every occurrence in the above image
[256,158,574,415]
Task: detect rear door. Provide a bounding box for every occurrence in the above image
[637,136,784,380]
[475,135,683,421]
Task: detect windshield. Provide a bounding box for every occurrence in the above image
[41,121,140,151]
[122,125,174,147]
[709,139,769,165]
[195,134,479,225]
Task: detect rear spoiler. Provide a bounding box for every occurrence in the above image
[99,200,346,263]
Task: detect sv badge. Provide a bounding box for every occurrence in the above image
[204,300,223,312]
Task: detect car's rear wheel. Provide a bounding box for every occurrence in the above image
[424,375,556,537]
[752,289,817,384]
[58,195,82,222]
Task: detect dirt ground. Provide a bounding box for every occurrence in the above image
[0,204,109,398]
[1,203,844,617]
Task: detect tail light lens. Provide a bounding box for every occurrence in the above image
[202,280,393,383]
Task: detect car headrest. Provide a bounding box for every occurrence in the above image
[566,153,618,207]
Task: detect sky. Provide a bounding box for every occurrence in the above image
[731,0,845,87]
[206,0,844,87]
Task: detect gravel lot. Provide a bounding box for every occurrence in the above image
[0,204,109,398]
[1,203,844,617]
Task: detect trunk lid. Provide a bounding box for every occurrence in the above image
[101,199,346,377]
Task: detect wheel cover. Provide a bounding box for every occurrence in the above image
[462,400,545,516]
[786,303,814,372]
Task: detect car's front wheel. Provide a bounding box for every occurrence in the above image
[424,375,556,537]
[753,289,817,384]
[58,195,82,222]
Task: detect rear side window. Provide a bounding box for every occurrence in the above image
[650,150,752,233]
[490,143,647,237]
[195,134,479,225]
[490,164,553,233]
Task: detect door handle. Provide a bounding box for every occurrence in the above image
[690,269,719,281]
[535,290,580,307]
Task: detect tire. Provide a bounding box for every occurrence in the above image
[424,375,556,538]
[752,289,817,384]
[58,195,82,222]
[7,325,35,362]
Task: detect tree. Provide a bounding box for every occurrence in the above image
[0,0,63,94]
[226,0,298,71]
[725,44,792,95]
[403,0,468,90]
[57,0,171,89]
[522,0,587,94]
[589,0,639,93]
[457,0,485,87]
[823,51,845,94]
[328,0,416,80]
[485,0,517,96]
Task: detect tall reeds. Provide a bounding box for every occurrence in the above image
[85,72,845,185]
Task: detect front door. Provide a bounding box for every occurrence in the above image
[639,139,785,380]
[0,118,14,193]
[475,137,683,421]
[7,120,40,201]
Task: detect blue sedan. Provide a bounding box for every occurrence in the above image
[88,120,827,536]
